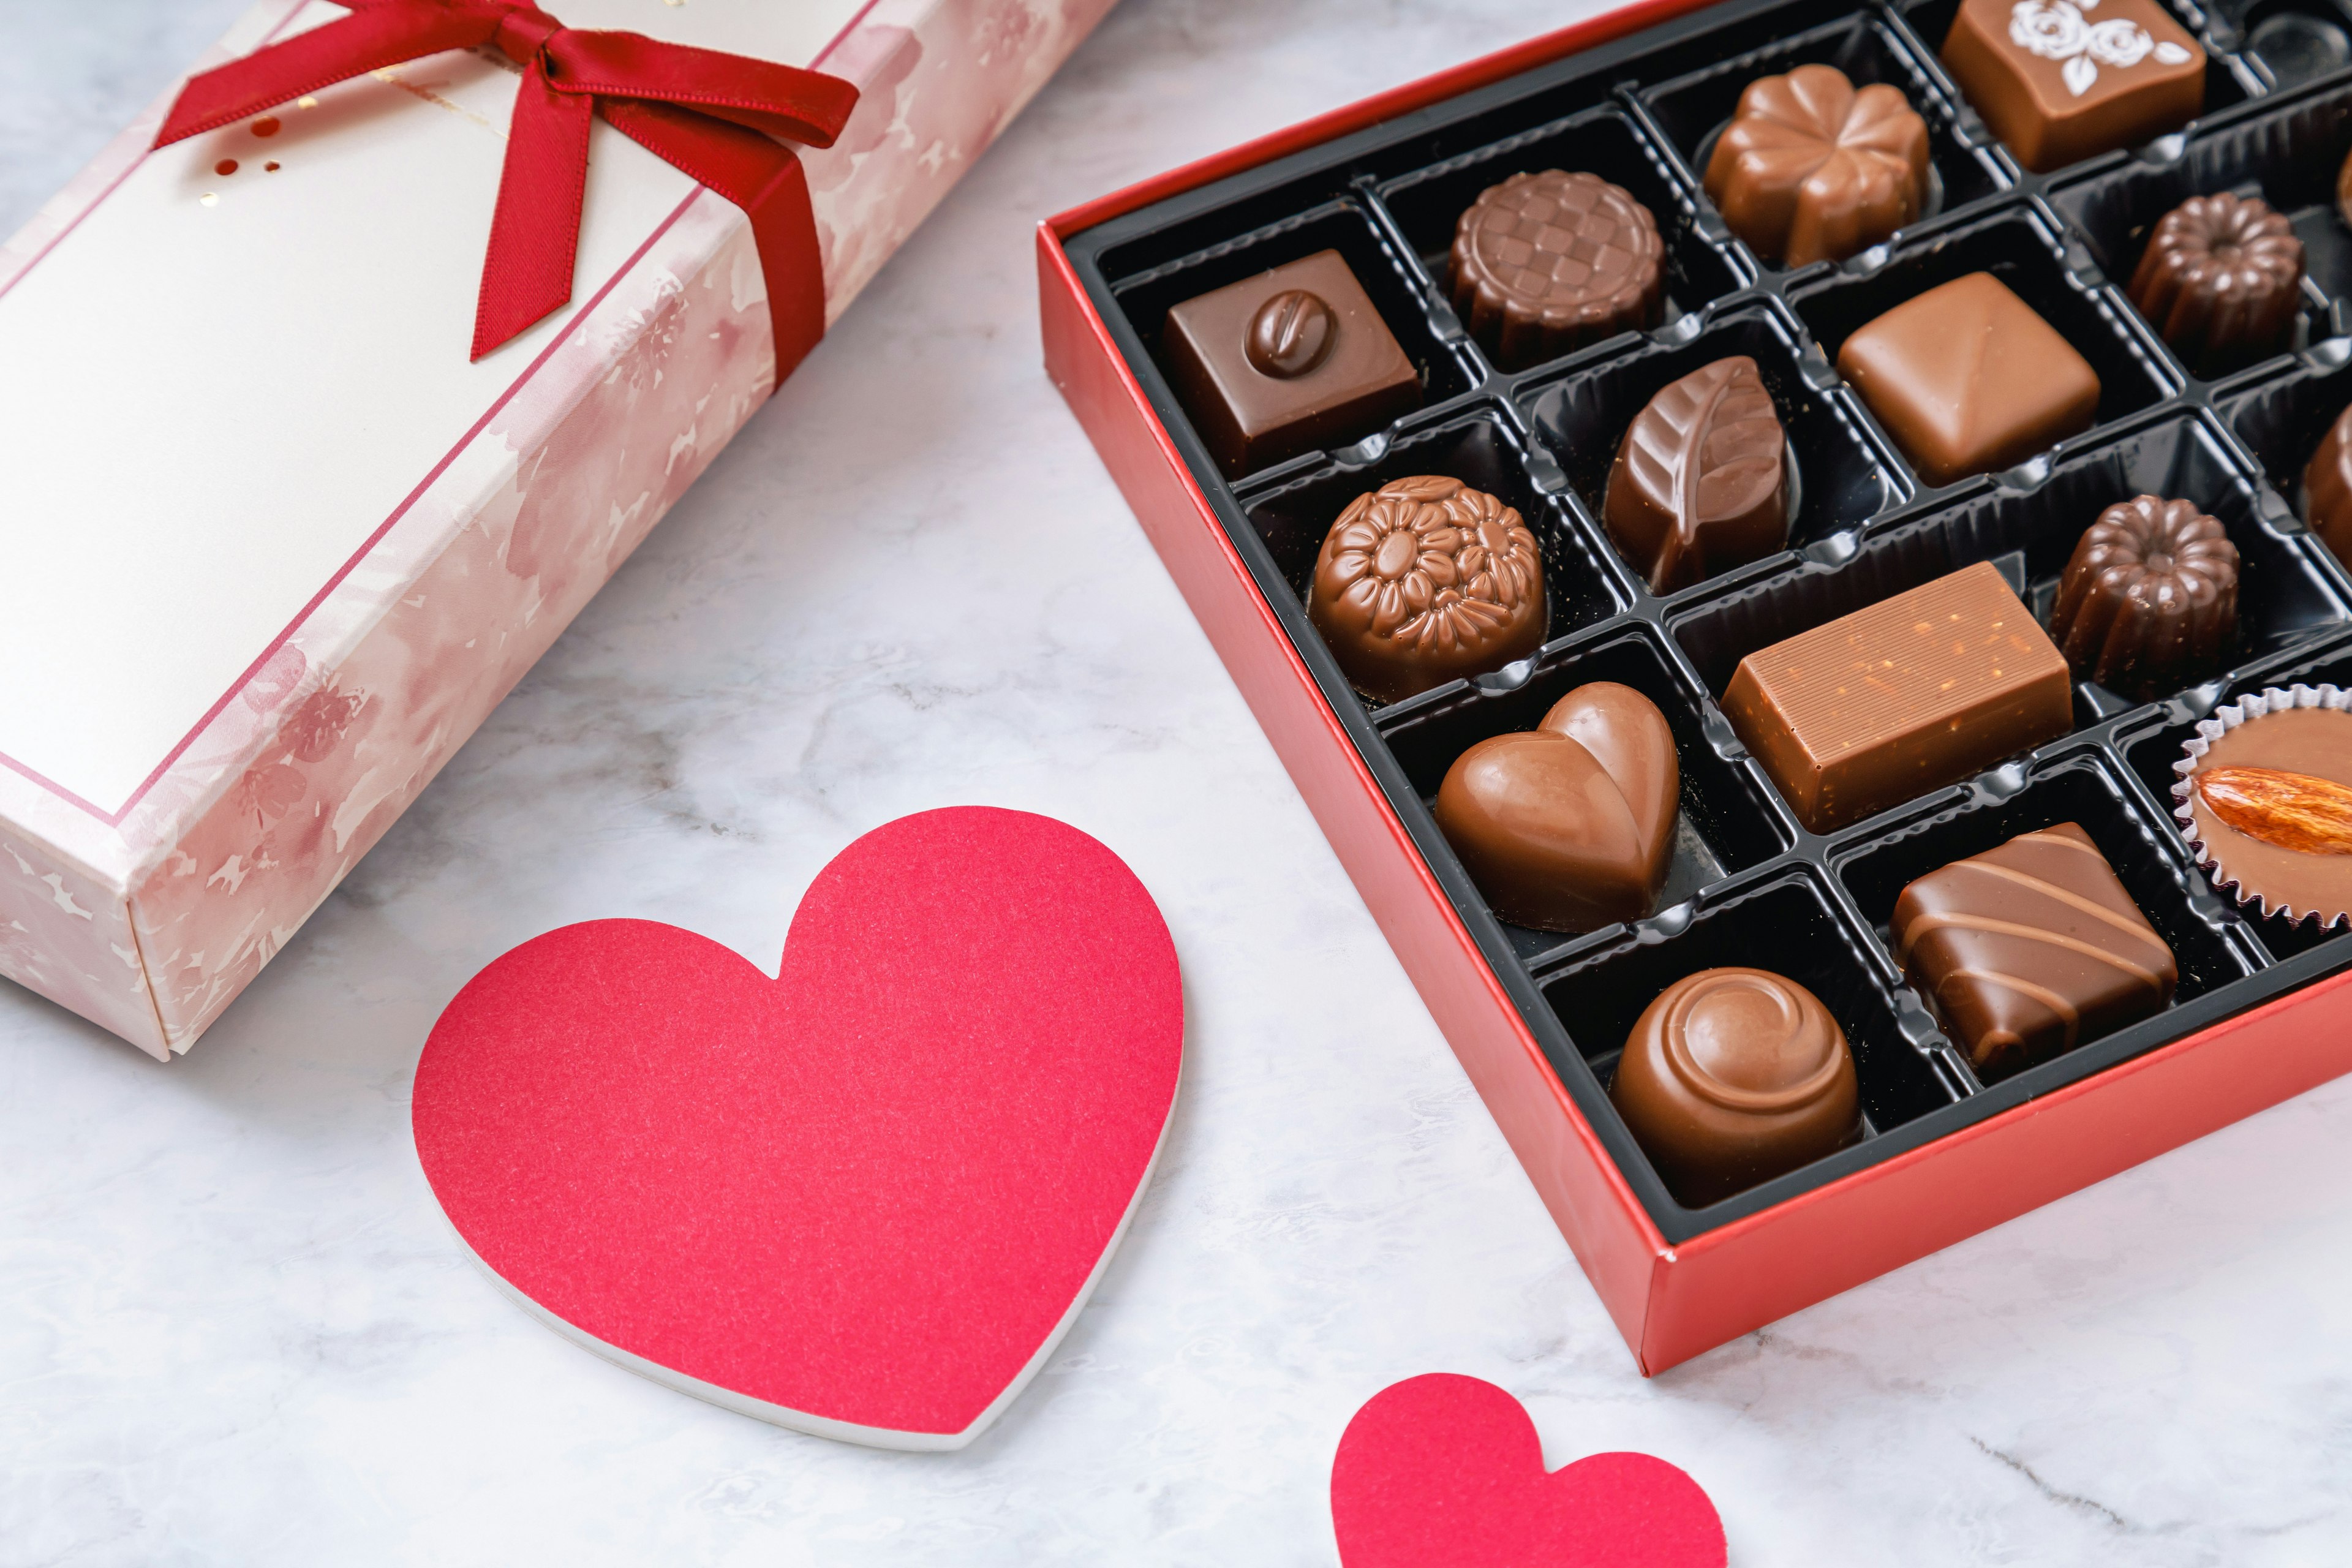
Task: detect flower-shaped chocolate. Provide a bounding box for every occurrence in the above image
[2127,193,2304,377]
[1308,475,1545,703]
[1703,64,1930,268]
[2048,494,2239,701]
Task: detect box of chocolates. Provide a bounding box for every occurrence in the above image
[0,0,1112,1059]
[1041,0,2352,1370]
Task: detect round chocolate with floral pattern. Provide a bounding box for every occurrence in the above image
[1307,475,1546,703]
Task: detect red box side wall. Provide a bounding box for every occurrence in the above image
[1641,965,2352,1371]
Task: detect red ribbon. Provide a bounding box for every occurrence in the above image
[156,0,859,377]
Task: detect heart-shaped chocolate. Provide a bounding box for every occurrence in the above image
[1432,682,1679,932]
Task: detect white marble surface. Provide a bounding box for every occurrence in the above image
[6,1,2352,1562]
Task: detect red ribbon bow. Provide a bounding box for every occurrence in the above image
[156,0,860,377]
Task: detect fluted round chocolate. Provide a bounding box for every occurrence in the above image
[1433,682,1678,932]
[1610,967,1861,1208]
[2048,495,2239,700]
[2127,193,2303,377]
[1450,170,1664,371]
[1307,476,1545,703]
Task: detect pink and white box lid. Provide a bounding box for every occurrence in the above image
[0,0,1112,1058]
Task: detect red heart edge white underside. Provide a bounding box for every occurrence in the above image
[439,1112,1175,1451]
[410,807,1185,1452]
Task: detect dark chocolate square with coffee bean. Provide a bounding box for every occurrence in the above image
[1161,249,1422,477]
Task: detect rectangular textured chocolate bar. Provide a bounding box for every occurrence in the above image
[1724,561,2072,832]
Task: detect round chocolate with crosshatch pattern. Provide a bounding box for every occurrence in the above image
[1449,170,1664,371]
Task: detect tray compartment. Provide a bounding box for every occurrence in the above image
[1519,304,1909,591]
[1831,751,2260,1083]
[1537,867,1964,1209]
[1373,105,1747,375]
[2048,77,2352,374]
[1375,623,1793,952]
[1234,403,1625,675]
[1106,201,1480,483]
[2221,1,2352,90]
[2217,340,2352,526]
[1639,5,2006,252]
[2115,628,2352,957]
[1787,203,2177,478]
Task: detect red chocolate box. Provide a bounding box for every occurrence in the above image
[1039,0,2352,1371]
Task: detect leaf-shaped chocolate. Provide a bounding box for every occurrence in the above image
[1602,355,1788,594]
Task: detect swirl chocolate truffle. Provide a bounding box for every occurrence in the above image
[1450,170,1664,371]
[1941,0,2203,173]
[1836,272,2100,486]
[2048,495,2239,700]
[1703,64,1930,267]
[2302,403,2352,568]
[1893,823,2177,1079]
[1162,249,1422,477]
[2127,194,2304,377]
[1434,682,1679,933]
[2176,687,2352,928]
[1605,355,1788,594]
[1307,476,1545,703]
[1610,967,1861,1207]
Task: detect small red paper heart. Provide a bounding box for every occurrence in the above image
[1332,1374,1725,1567]
[410,807,1182,1449]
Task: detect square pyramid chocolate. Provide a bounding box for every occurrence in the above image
[1161,249,1421,478]
[1836,272,2100,486]
[1942,0,2203,174]
[1891,821,2177,1078]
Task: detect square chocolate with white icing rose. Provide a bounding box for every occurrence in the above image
[1942,0,2203,174]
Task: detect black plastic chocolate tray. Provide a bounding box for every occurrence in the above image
[1065,0,2352,1242]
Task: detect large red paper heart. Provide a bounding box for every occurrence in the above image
[410,807,1183,1449]
[1332,1374,1725,1567]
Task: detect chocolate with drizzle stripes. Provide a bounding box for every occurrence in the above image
[1890,822,2177,1080]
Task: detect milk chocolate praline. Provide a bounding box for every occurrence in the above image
[1940,0,2203,173]
[1307,476,1545,703]
[1605,355,1788,594]
[1724,562,2073,833]
[1703,64,1929,267]
[1450,170,1664,370]
[2176,687,2352,929]
[2048,495,2239,700]
[1836,273,2100,486]
[1610,967,1861,1208]
[2127,194,2303,377]
[1893,823,2176,1079]
[1161,249,1422,477]
[1434,683,1678,933]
